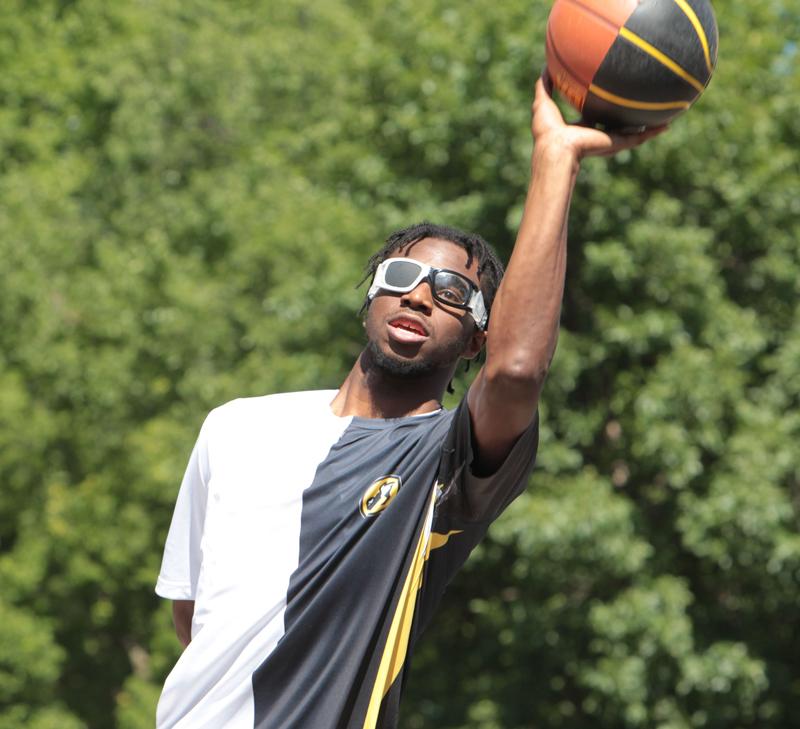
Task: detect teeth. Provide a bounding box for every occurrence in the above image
[393,321,424,335]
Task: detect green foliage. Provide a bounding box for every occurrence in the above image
[0,0,797,727]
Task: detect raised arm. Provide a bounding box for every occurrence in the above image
[467,75,666,472]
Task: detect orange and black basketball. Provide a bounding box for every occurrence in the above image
[545,0,718,129]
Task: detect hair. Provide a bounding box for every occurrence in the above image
[358,221,505,325]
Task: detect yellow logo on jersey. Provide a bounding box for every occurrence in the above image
[360,475,402,518]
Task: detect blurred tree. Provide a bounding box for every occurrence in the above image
[0,0,797,728]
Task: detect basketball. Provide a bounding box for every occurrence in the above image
[545,0,718,129]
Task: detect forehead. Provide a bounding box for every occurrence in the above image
[388,237,480,285]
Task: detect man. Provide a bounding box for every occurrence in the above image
[155,77,664,728]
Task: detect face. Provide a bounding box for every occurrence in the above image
[364,238,486,378]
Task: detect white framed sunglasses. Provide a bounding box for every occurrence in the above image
[367,257,488,330]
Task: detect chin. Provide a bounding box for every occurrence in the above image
[365,339,441,378]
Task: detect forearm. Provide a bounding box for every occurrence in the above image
[467,78,662,468]
[484,134,581,390]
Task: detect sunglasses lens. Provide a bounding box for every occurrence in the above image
[433,271,472,305]
[384,260,423,288]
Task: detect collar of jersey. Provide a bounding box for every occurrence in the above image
[346,408,444,429]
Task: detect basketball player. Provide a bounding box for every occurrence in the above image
[154,76,664,728]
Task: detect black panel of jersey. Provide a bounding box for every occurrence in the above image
[251,397,538,729]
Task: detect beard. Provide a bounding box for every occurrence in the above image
[363,328,470,379]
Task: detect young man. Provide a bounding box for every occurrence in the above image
[155,77,664,728]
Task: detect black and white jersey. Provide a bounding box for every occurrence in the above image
[156,390,538,728]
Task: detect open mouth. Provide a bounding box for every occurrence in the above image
[388,317,429,343]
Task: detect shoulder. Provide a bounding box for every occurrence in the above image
[204,390,338,435]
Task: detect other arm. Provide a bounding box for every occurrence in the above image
[467,75,666,472]
[173,600,195,648]
[156,414,213,647]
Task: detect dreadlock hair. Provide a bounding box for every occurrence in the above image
[358,222,506,393]
[358,221,505,322]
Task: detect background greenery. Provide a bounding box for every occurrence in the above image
[0,0,797,727]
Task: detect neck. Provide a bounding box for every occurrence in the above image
[330,350,453,419]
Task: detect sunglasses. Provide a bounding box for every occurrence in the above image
[367,257,488,330]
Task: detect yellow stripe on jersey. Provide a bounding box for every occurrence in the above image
[362,489,437,729]
[619,26,705,93]
[430,529,463,550]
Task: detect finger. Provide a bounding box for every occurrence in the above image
[540,67,554,94]
[532,76,552,117]
[533,75,549,106]
[606,123,670,150]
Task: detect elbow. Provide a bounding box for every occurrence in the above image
[483,358,548,399]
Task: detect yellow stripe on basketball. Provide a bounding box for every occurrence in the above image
[672,0,714,74]
[618,26,705,93]
[589,84,691,111]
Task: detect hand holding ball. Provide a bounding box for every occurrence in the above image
[545,0,718,129]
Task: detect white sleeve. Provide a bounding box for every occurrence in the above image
[155,413,213,600]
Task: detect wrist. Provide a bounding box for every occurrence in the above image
[532,130,582,175]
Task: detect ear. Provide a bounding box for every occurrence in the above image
[461,328,486,361]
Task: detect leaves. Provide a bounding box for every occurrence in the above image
[0,0,798,727]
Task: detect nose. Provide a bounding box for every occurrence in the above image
[399,281,433,314]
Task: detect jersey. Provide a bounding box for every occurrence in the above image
[155,389,538,729]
